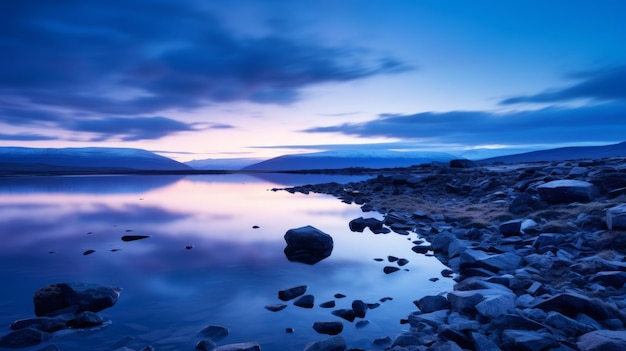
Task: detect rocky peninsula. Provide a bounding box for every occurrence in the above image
[282,157,626,350]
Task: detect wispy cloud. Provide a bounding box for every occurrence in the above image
[0,133,58,141]
[501,65,626,105]
[303,102,626,146]
[0,0,411,124]
[67,116,197,141]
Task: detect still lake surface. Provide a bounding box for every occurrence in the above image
[0,174,453,351]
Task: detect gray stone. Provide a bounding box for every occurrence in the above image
[532,292,622,321]
[471,332,501,351]
[196,339,217,351]
[537,179,599,203]
[475,293,516,319]
[33,282,121,317]
[408,309,449,328]
[284,226,333,264]
[331,309,356,322]
[351,300,367,318]
[589,271,626,289]
[533,233,565,250]
[607,204,626,230]
[414,295,450,313]
[545,311,595,337]
[447,290,484,314]
[10,317,68,332]
[578,330,626,351]
[304,335,347,351]
[502,329,557,351]
[72,311,104,327]
[213,342,260,351]
[313,321,343,335]
[460,249,523,273]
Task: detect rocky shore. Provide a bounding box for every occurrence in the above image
[283,157,626,350]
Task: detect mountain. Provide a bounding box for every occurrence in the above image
[0,147,192,172]
[242,149,457,171]
[480,141,626,164]
[458,147,538,160]
[185,157,262,170]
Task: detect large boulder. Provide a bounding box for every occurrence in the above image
[607,204,626,230]
[304,335,347,351]
[284,226,334,264]
[33,282,121,317]
[537,180,600,204]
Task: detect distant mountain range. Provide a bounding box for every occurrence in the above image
[0,147,191,173]
[185,157,262,170]
[481,141,626,164]
[241,150,458,171]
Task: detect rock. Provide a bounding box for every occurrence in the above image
[331,309,356,322]
[196,339,217,351]
[199,325,229,342]
[450,159,478,168]
[284,226,334,264]
[475,293,516,319]
[502,329,557,351]
[545,311,595,337]
[71,311,104,327]
[470,332,501,351]
[532,292,621,321]
[351,300,367,318]
[121,235,151,242]
[319,300,335,308]
[397,258,410,266]
[83,249,95,255]
[355,320,369,328]
[304,335,346,351]
[372,336,392,346]
[10,317,68,332]
[294,295,315,308]
[264,304,287,312]
[33,282,122,317]
[213,342,261,351]
[383,266,400,274]
[492,314,545,331]
[499,219,537,236]
[408,309,449,328]
[312,321,343,335]
[537,179,600,203]
[0,328,52,348]
[533,233,565,251]
[578,330,626,351]
[278,285,307,301]
[414,295,450,313]
[447,290,484,315]
[509,193,540,214]
[348,217,384,233]
[459,250,523,273]
[607,204,626,230]
[589,271,626,289]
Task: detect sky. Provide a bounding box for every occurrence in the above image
[1,0,626,162]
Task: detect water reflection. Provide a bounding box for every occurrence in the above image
[0,174,452,351]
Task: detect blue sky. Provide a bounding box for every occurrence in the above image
[1,0,625,161]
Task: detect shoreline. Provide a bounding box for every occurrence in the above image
[283,157,626,350]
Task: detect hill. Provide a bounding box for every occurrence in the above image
[185,157,262,170]
[242,150,457,171]
[0,147,192,173]
[481,141,626,164]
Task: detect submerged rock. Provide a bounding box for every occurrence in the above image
[313,321,344,335]
[278,285,307,301]
[199,325,229,342]
[33,282,121,317]
[213,342,261,351]
[304,335,347,351]
[0,328,51,348]
[284,226,334,264]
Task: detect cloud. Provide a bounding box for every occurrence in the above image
[67,116,197,141]
[303,102,626,146]
[501,65,626,104]
[0,133,58,141]
[0,0,412,122]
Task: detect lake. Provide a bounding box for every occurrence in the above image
[0,173,453,351]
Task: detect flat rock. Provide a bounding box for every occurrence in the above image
[414,295,450,313]
[537,179,600,203]
[264,304,287,312]
[459,249,523,273]
[578,330,626,351]
[294,295,315,308]
[607,203,626,230]
[531,292,621,321]
[502,329,557,351]
[284,226,334,264]
[33,282,122,317]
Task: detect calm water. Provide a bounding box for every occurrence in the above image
[0,174,453,351]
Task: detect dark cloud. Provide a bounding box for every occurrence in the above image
[68,116,197,141]
[0,133,58,141]
[0,0,411,127]
[303,102,626,146]
[501,65,626,104]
